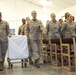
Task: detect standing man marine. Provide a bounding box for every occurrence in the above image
[0,12,10,71]
[18,18,26,35]
[26,10,44,68]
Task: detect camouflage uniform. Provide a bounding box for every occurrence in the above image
[46,20,60,39]
[58,23,65,38]
[18,24,26,35]
[0,20,10,63]
[42,27,46,40]
[26,19,44,60]
[46,20,60,52]
[63,22,76,38]
[18,24,27,64]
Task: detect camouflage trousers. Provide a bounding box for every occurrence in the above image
[29,40,42,60]
[0,41,8,63]
[28,39,32,58]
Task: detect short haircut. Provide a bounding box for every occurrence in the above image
[51,13,55,17]
[31,10,37,14]
[59,19,63,21]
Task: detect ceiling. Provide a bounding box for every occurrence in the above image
[23,0,76,13]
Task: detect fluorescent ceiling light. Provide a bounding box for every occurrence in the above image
[39,0,52,6]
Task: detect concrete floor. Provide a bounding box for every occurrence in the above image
[0,62,76,75]
[0,53,76,75]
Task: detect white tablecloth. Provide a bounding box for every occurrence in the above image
[8,35,29,59]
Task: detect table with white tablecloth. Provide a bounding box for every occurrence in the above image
[7,35,29,69]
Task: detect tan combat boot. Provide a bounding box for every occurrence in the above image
[29,57,34,65]
[35,58,40,68]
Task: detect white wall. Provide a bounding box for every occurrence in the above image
[56,5,76,21]
[1,0,76,35]
[0,0,47,34]
[43,7,51,26]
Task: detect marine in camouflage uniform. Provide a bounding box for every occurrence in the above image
[0,12,10,71]
[46,13,60,59]
[25,17,31,60]
[18,18,27,67]
[26,17,30,23]
[42,27,46,40]
[62,15,76,64]
[58,19,64,38]
[64,12,70,22]
[18,18,26,35]
[46,13,60,39]
[63,15,76,38]
[26,10,44,68]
